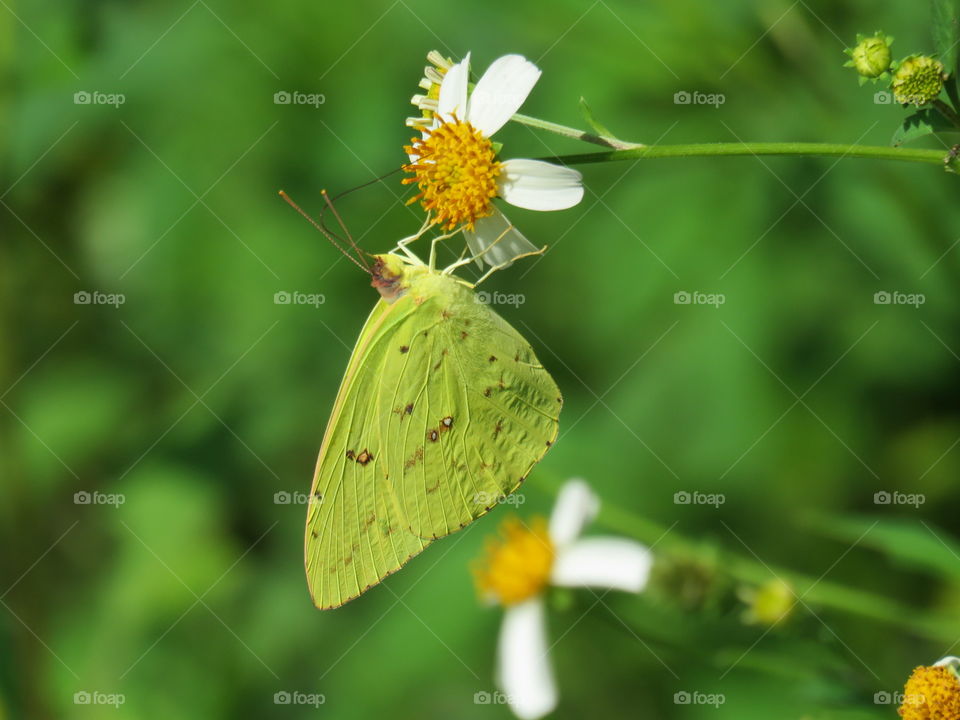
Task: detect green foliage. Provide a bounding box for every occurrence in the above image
[3,1,960,719]
[892,108,960,145]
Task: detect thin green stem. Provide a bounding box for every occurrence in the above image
[510,112,644,150]
[596,502,953,642]
[934,99,960,130]
[534,142,949,168]
[529,474,958,642]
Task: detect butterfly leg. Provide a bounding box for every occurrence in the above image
[427,228,463,271]
[470,246,547,286]
[393,216,433,264]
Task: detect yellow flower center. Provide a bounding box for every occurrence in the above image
[899,665,960,720]
[472,517,554,606]
[402,119,501,231]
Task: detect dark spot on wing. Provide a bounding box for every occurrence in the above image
[404,447,423,469]
[483,387,492,397]
[441,416,453,429]
[404,403,414,415]
[427,429,439,442]
[489,355,497,363]
[493,420,503,439]
[460,330,468,340]
[364,514,376,528]
[311,529,318,538]
[356,449,373,465]
[400,345,409,353]
[346,449,356,461]
[441,309,452,319]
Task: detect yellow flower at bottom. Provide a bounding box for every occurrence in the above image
[473,517,554,606]
[899,665,960,720]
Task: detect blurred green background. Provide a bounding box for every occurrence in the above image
[2,0,960,718]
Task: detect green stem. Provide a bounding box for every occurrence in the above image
[510,112,645,150]
[596,502,952,642]
[934,99,960,130]
[529,474,957,642]
[534,142,949,168]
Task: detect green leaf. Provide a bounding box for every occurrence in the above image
[578,96,616,138]
[808,514,960,579]
[931,0,960,78]
[891,107,959,145]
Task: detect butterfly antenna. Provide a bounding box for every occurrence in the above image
[321,189,370,272]
[278,190,372,275]
[327,167,403,204]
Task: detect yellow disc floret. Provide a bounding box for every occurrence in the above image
[899,665,960,720]
[403,119,501,231]
[472,516,554,606]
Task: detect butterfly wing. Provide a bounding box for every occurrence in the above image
[305,298,433,610]
[305,269,560,609]
[379,272,561,540]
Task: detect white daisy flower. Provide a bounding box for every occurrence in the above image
[472,479,653,720]
[403,53,584,268]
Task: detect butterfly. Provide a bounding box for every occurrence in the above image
[285,193,561,609]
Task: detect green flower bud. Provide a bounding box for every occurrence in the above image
[845,32,893,82]
[737,579,794,626]
[891,55,946,106]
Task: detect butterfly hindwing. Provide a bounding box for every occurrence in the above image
[379,273,561,540]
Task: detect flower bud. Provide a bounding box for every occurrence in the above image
[891,55,946,106]
[845,33,893,82]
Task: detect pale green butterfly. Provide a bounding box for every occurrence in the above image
[290,195,561,610]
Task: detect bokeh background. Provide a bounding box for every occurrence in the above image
[3,0,960,717]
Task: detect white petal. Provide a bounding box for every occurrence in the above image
[467,54,541,136]
[548,479,598,546]
[437,52,470,122]
[495,598,557,720]
[464,207,538,269]
[551,537,653,593]
[498,159,584,211]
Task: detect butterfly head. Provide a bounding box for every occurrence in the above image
[370,254,426,303]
